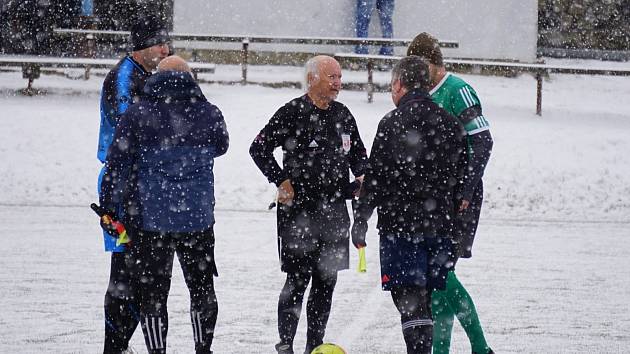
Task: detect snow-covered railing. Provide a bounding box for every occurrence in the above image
[52,28,458,84]
[53,28,458,48]
[334,53,630,115]
[0,55,216,94]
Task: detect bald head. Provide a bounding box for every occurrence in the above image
[303,55,342,108]
[305,55,339,86]
[157,55,191,73]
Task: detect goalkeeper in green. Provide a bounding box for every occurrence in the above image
[407,32,494,354]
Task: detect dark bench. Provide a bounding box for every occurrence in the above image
[334,53,630,115]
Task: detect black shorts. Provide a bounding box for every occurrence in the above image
[276,201,350,273]
[379,234,454,291]
[454,182,484,259]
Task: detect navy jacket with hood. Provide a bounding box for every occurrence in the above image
[355,89,467,238]
[100,70,229,233]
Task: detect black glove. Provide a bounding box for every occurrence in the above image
[344,180,361,199]
[91,203,119,238]
[100,217,119,238]
[351,218,368,249]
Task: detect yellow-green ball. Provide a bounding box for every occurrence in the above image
[310,343,347,354]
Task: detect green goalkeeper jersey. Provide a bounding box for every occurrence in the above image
[429,72,490,135]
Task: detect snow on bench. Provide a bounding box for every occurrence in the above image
[0,55,216,94]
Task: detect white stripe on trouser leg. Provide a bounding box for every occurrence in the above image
[145,317,155,349]
[145,316,165,349]
[191,312,198,343]
[151,317,159,349]
[157,317,164,349]
[401,319,433,331]
[151,317,162,349]
[191,311,203,343]
[195,311,203,343]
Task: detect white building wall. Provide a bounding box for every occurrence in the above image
[174,0,538,62]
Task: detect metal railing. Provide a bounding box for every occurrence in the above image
[53,28,458,83]
[334,53,630,115]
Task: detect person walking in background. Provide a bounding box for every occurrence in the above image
[99,55,229,354]
[355,0,395,55]
[351,56,467,354]
[97,13,170,354]
[249,55,368,354]
[407,32,494,354]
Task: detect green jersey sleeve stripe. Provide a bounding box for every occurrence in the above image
[476,116,489,128]
[463,115,490,134]
[466,125,490,135]
[459,88,473,108]
[465,86,478,106]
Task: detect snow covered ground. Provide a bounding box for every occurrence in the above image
[0,63,629,353]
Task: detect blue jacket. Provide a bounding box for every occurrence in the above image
[100,70,229,233]
[98,56,149,251]
[98,56,150,163]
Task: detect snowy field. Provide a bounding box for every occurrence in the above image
[1,63,629,353]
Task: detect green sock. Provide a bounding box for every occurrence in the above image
[444,271,490,354]
[431,289,455,354]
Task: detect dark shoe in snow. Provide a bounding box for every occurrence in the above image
[276,343,294,354]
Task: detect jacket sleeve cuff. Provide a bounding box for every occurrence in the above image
[352,163,367,177]
[461,189,474,202]
[271,173,288,187]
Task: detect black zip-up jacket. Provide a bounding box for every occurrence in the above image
[355,89,467,238]
[249,94,368,208]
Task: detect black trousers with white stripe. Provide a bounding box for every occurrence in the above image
[277,266,338,352]
[391,286,433,354]
[103,252,139,353]
[127,227,218,354]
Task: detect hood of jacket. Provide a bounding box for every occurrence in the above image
[143,70,205,101]
[397,88,431,107]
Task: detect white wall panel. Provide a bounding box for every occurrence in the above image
[174,0,538,62]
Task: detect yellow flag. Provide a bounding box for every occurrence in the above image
[358,247,367,273]
[116,230,130,246]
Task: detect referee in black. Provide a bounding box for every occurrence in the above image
[250,55,368,354]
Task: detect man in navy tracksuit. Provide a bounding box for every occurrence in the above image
[99,55,229,354]
[97,14,170,354]
[351,56,467,354]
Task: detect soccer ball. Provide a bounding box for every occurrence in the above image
[310,343,347,354]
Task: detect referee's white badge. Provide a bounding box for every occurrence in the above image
[341,134,351,152]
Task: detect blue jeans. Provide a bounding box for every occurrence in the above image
[355,0,395,55]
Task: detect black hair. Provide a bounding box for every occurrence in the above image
[392,56,431,91]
